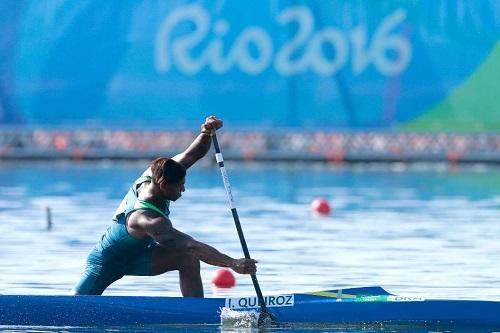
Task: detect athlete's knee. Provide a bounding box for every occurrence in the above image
[73,269,119,295]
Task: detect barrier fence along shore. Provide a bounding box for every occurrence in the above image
[1,130,500,163]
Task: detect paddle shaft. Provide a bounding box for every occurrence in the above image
[211,134,269,314]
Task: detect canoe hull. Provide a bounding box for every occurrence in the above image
[1,287,499,327]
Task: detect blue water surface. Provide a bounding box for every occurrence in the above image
[0,160,499,332]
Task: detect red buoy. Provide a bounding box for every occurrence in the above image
[211,268,236,288]
[311,198,331,215]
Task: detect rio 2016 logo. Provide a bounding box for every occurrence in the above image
[155,5,412,76]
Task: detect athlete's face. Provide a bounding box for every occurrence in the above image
[162,177,186,201]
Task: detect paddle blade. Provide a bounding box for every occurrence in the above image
[257,309,276,326]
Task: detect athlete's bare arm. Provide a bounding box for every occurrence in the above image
[128,210,256,275]
[173,116,223,169]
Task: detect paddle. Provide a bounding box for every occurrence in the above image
[211,133,274,325]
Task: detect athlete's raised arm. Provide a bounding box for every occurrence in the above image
[173,116,223,170]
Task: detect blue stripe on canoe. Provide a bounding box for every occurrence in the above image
[1,286,499,327]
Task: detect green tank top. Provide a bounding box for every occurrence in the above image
[94,172,170,258]
[113,171,170,221]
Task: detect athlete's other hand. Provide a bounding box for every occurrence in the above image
[231,258,257,274]
[201,116,223,136]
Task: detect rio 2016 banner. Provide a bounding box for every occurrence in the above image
[0,1,498,130]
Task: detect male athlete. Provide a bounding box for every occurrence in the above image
[71,116,257,296]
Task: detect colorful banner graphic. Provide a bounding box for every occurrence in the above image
[0,1,498,130]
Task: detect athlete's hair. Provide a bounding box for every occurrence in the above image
[150,157,186,185]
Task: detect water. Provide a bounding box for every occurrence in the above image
[1,160,500,332]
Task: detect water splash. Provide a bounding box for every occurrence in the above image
[220,307,260,328]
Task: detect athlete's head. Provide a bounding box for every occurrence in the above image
[150,157,186,201]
